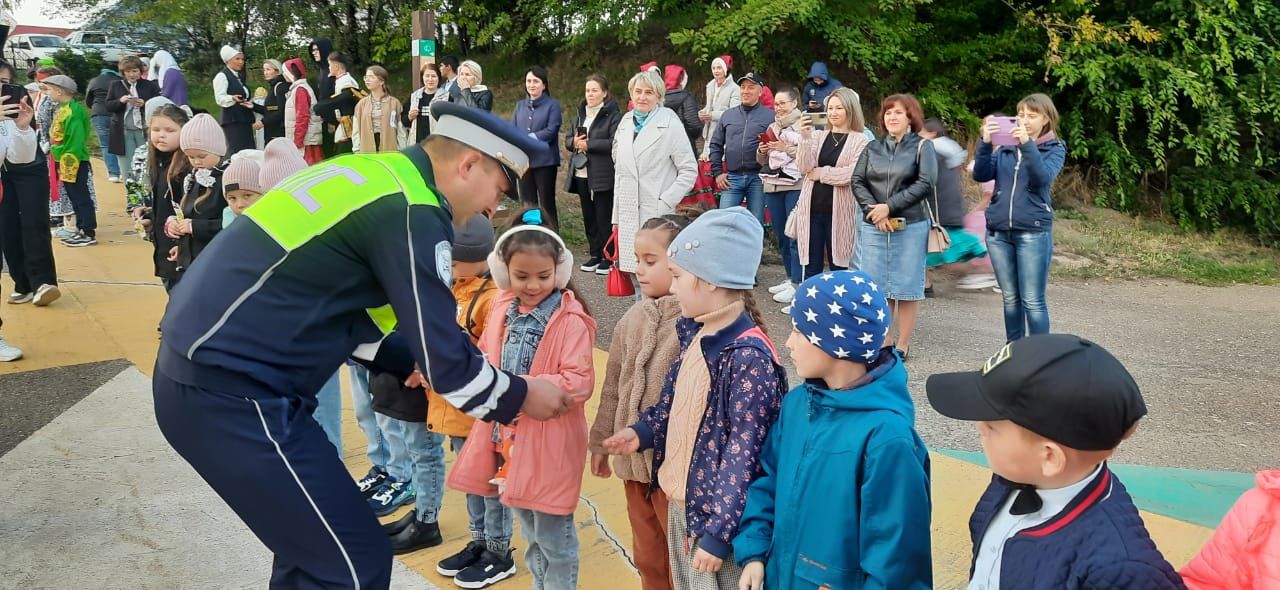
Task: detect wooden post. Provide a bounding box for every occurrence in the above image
[411,11,436,92]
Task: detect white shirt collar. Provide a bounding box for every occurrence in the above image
[1031,463,1104,518]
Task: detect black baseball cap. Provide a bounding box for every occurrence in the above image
[925,334,1147,451]
[737,72,766,88]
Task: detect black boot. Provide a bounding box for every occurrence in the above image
[382,508,417,536]
[390,519,443,554]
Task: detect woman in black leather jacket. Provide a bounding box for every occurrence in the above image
[852,93,936,360]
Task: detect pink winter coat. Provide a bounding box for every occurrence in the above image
[1182,470,1280,590]
[446,289,597,516]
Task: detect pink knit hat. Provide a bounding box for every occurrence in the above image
[222,156,263,194]
[259,137,309,190]
[179,113,227,157]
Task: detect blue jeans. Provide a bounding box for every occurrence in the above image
[718,173,766,225]
[469,491,513,553]
[986,229,1053,341]
[384,420,466,525]
[374,413,414,483]
[347,362,389,470]
[767,190,802,284]
[311,370,343,457]
[514,508,579,590]
[90,115,120,178]
[803,213,847,279]
[122,128,146,169]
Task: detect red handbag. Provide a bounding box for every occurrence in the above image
[603,229,635,297]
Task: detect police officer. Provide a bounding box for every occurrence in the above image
[152,102,571,589]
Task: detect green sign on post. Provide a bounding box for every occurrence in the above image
[412,39,436,58]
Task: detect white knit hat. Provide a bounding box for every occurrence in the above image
[220,45,242,64]
[259,137,309,190]
[180,113,228,156]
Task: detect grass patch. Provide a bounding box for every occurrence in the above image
[1052,206,1280,286]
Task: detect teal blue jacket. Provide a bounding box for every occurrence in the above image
[733,350,932,589]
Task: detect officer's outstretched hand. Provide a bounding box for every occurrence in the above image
[521,378,573,420]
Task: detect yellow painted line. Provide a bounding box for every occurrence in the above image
[1,161,166,375]
[3,161,1209,586]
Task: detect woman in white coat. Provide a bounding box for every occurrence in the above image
[612,70,698,275]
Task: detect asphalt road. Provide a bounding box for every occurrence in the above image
[570,251,1280,473]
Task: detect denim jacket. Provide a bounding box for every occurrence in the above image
[499,289,562,375]
[632,312,788,559]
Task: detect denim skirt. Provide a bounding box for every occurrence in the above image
[855,219,929,301]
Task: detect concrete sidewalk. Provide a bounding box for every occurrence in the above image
[0,365,434,589]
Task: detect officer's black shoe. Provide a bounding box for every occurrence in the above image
[383,508,417,536]
[389,519,443,555]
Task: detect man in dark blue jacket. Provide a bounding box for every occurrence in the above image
[708,72,774,225]
[926,335,1184,590]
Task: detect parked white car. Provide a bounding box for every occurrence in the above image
[65,31,143,63]
[3,34,80,69]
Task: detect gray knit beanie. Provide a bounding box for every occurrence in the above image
[667,207,762,290]
[453,215,496,263]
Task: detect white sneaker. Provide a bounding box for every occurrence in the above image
[0,336,22,361]
[8,292,33,304]
[957,273,999,290]
[772,285,795,303]
[108,176,121,183]
[779,304,792,314]
[33,284,61,307]
[767,280,792,294]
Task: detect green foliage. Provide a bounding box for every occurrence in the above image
[50,49,107,95]
[47,0,1280,241]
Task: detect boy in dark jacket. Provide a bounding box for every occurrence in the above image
[926,334,1185,590]
[735,270,932,590]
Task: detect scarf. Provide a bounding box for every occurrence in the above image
[775,109,802,129]
[127,80,143,129]
[632,108,653,133]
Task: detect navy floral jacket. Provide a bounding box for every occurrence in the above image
[632,312,787,559]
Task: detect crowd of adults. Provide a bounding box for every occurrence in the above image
[0,40,1066,363]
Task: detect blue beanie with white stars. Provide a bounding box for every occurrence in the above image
[789,270,892,363]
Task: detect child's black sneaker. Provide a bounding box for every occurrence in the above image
[437,541,487,577]
[356,466,388,498]
[453,548,516,589]
[367,480,415,516]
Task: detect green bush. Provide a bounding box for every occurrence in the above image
[49,49,108,96]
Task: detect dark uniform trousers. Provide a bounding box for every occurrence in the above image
[153,352,392,589]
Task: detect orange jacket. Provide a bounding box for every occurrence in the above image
[447,289,597,516]
[1182,470,1280,589]
[424,274,497,437]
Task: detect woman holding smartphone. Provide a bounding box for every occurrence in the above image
[565,74,622,274]
[852,93,936,360]
[972,93,1067,342]
[786,87,870,298]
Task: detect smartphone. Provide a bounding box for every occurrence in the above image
[576,126,587,136]
[889,217,907,231]
[0,83,29,107]
[990,116,1021,146]
[807,112,830,128]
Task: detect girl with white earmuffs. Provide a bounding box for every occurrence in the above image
[446,208,597,589]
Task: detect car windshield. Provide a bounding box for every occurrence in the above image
[30,36,69,48]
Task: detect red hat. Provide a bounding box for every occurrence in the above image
[663,65,687,92]
[639,61,659,74]
[282,58,308,82]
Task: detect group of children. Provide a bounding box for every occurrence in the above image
[342,195,1280,590]
[124,100,309,293]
